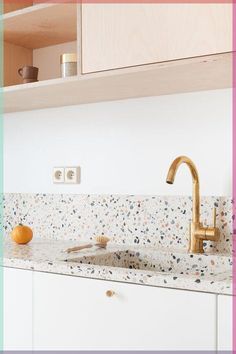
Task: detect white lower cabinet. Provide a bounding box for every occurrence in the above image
[33,271,217,350]
[5,267,232,351]
[3,267,33,350]
[217,295,233,350]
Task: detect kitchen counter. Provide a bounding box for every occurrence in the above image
[2,238,232,295]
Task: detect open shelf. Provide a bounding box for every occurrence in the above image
[3,3,78,87]
[4,3,77,49]
[4,53,232,113]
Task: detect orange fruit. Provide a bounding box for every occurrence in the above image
[11,224,33,245]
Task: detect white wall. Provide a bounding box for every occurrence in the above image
[4,89,232,196]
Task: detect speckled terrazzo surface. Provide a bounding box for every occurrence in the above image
[3,194,232,295]
[2,239,232,295]
[3,194,233,253]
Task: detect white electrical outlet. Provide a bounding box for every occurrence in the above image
[53,167,65,184]
[65,167,80,184]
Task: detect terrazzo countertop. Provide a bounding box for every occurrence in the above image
[2,238,233,295]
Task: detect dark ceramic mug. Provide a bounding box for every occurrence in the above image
[18,66,39,83]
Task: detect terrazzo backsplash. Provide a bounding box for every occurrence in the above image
[3,194,233,254]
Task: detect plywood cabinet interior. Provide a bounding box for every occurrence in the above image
[3,1,33,14]
[3,3,77,86]
[82,3,232,73]
[4,42,33,87]
[4,4,77,49]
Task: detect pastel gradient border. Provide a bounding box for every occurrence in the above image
[233,0,236,352]
[1,0,235,352]
[0,0,3,350]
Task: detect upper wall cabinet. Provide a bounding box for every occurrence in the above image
[4,3,232,113]
[82,4,232,73]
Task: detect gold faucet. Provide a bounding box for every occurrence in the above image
[166,156,219,253]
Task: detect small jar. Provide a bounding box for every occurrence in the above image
[60,53,77,78]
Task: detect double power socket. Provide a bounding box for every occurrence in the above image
[53,166,80,184]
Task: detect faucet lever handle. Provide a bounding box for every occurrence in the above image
[213,207,216,228]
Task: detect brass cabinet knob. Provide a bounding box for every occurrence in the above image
[106,290,115,297]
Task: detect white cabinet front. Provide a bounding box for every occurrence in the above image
[3,267,33,350]
[33,272,217,350]
[218,295,232,350]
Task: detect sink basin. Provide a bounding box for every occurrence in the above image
[64,248,232,277]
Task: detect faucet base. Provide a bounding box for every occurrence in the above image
[188,222,204,253]
[189,222,220,254]
[189,240,204,254]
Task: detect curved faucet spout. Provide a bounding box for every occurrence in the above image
[166,156,200,224]
[166,156,199,185]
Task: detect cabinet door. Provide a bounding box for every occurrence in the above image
[218,295,232,350]
[3,267,33,350]
[82,4,232,73]
[34,272,216,350]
